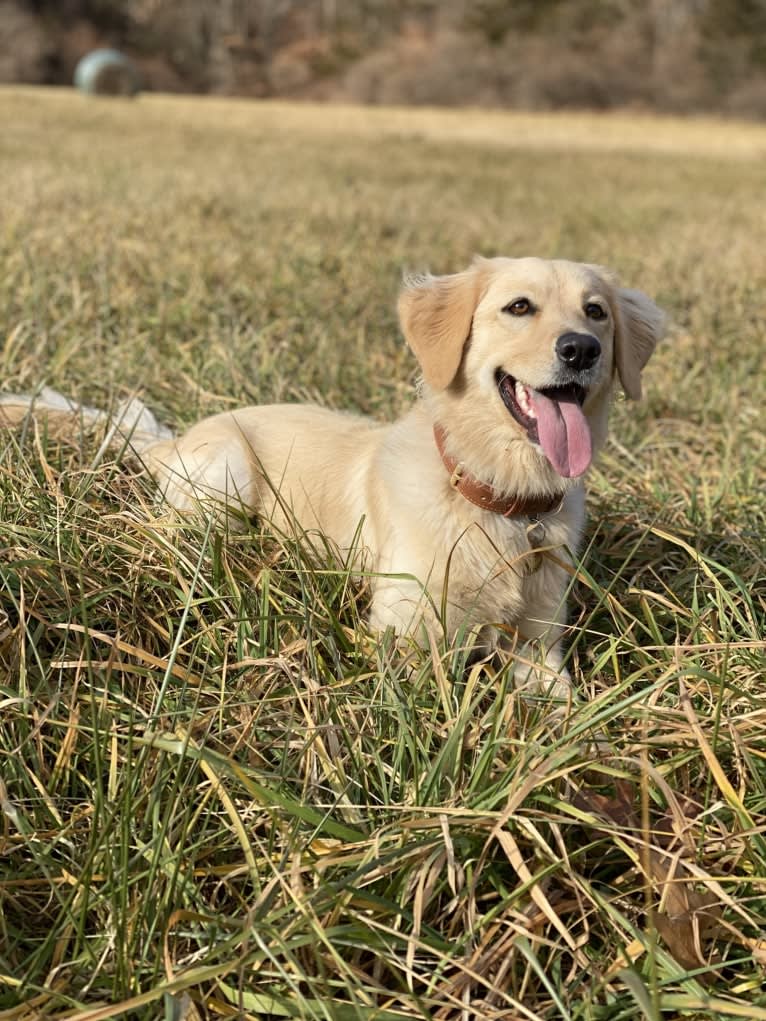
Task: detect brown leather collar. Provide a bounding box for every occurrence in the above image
[433,425,564,518]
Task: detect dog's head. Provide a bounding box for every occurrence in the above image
[398,256,665,483]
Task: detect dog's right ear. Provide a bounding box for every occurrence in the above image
[398,264,486,390]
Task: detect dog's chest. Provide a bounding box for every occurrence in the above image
[446,501,582,623]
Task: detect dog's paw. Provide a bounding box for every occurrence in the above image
[369,580,434,640]
[512,642,572,699]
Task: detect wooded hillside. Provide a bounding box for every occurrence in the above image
[3,0,766,116]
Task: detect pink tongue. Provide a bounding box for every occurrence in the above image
[528,388,592,478]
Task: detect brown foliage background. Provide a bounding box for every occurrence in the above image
[3,0,766,116]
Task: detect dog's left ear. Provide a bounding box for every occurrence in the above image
[398,263,487,390]
[614,288,666,400]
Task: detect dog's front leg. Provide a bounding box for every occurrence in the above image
[513,634,570,698]
[512,564,573,698]
[368,575,438,645]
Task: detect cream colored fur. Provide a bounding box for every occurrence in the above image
[1,257,665,694]
[144,257,665,692]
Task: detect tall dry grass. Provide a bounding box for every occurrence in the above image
[0,87,765,1020]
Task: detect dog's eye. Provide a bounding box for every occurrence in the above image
[585,302,607,320]
[504,298,534,316]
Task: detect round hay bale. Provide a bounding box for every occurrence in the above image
[74,49,141,97]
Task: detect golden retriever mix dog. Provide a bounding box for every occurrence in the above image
[1,257,665,693]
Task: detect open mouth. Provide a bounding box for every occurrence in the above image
[495,370,592,479]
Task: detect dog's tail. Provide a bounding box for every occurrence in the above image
[0,387,173,462]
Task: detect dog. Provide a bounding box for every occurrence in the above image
[1,257,664,693]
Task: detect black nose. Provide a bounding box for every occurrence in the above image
[556,332,601,372]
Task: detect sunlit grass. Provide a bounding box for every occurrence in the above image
[1,87,765,1019]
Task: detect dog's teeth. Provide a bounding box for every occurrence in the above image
[514,381,536,419]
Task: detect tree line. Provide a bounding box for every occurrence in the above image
[3,0,766,116]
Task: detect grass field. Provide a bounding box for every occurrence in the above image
[1,86,765,1020]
